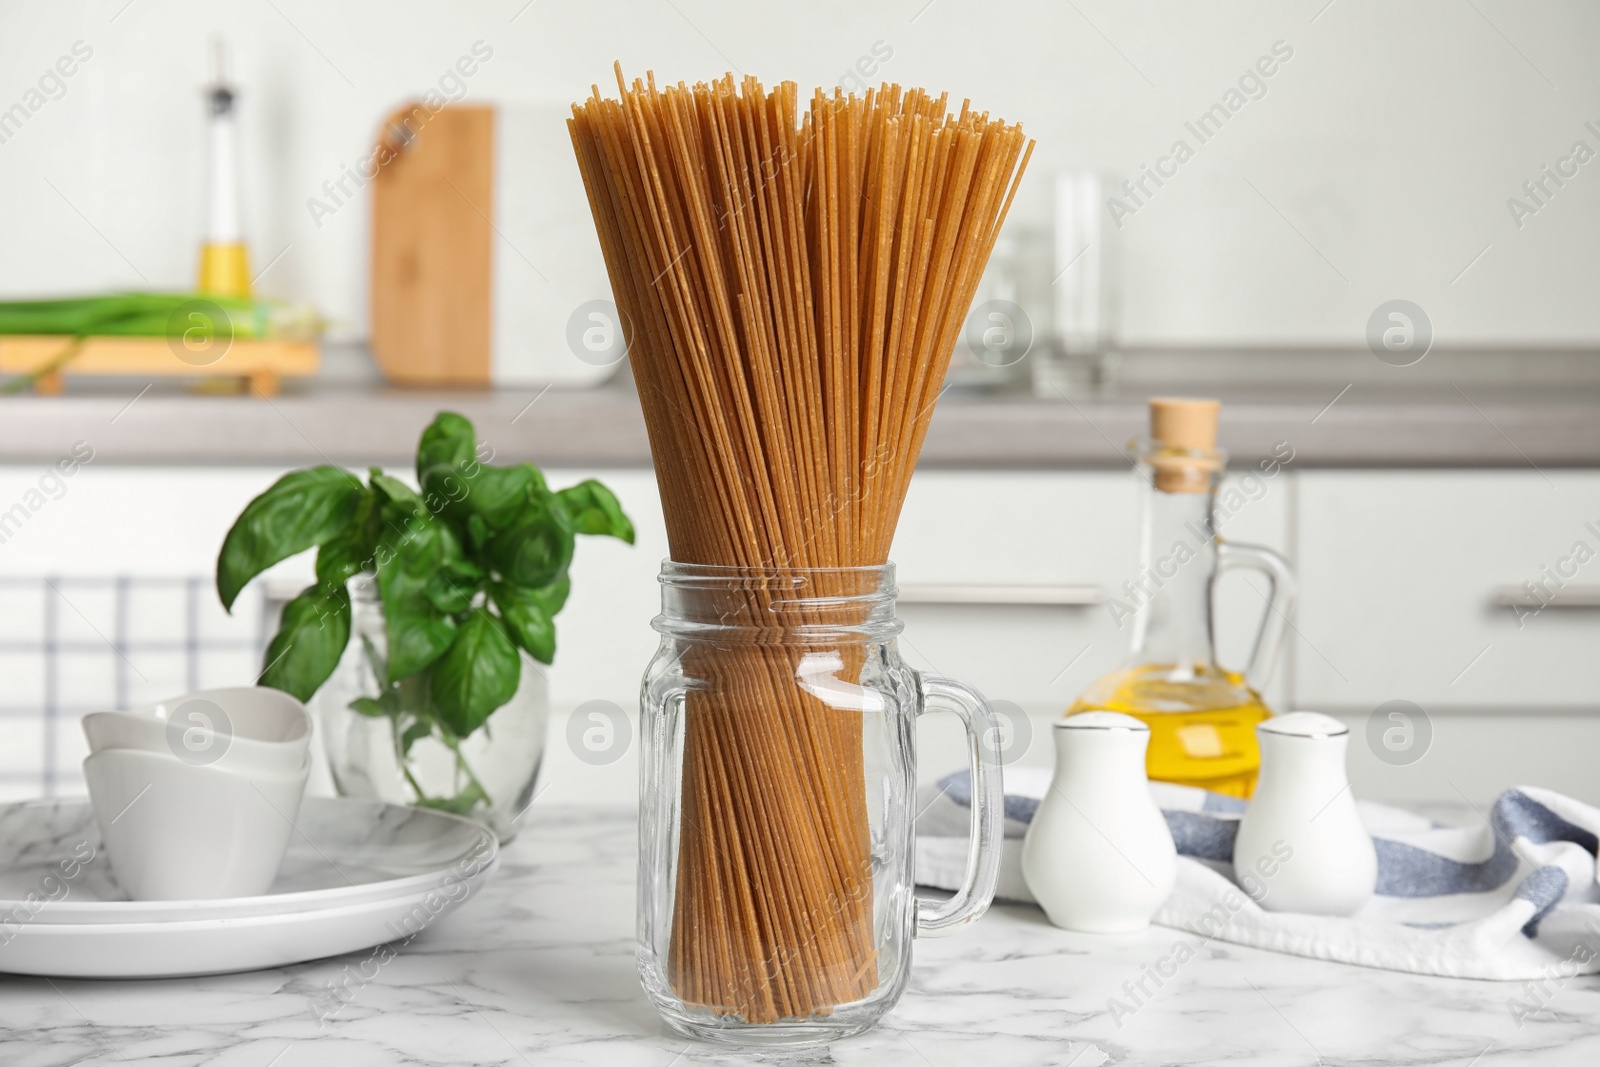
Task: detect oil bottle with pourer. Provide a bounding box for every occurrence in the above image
[1067,398,1296,797]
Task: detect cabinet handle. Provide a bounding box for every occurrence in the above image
[896,583,1104,607]
[1490,585,1600,610]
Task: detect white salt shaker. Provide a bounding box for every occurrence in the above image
[1234,711,1376,916]
[1022,712,1176,933]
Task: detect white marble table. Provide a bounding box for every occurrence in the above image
[3,807,1598,1066]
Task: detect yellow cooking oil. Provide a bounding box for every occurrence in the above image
[1068,663,1272,798]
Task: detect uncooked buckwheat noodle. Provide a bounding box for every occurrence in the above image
[569,65,1031,1024]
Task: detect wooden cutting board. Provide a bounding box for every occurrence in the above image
[0,336,317,396]
[369,104,495,386]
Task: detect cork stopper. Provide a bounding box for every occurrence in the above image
[1148,397,1221,493]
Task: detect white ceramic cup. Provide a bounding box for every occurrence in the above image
[83,747,310,901]
[82,687,311,776]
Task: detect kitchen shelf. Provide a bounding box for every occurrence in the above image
[0,344,1596,468]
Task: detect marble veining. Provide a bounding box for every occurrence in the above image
[1,807,1597,1066]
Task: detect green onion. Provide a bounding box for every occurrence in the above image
[0,292,320,341]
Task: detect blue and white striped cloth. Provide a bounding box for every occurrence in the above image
[917,767,1600,981]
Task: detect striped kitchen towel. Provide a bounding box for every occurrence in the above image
[917,766,1600,984]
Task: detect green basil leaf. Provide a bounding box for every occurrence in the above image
[378,499,461,574]
[385,607,456,683]
[425,564,480,615]
[259,586,351,701]
[491,584,556,664]
[485,495,574,589]
[371,472,424,513]
[447,558,484,582]
[416,412,477,495]
[430,612,520,737]
[398,715,434,757]
[459,463,543,530]
[466,513,492,552]
[348,696,386,717]
[376,513,461,680]
[530,573,570,618]
[380,602,456,681]
[318,489,382,592]
[216,467,363,610]
[555,479,635,544]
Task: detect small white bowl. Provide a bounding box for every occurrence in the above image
[83,687,311,776]
[83,747,310,901]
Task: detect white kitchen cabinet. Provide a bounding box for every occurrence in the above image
[1294,471,1600,710]
[1331,709,1600,810]
[1294,471,1600,806]
[889,470,1134,713]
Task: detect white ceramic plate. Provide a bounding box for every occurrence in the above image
[0,796,498,978]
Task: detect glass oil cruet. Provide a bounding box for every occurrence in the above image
[1069,397,1296,797]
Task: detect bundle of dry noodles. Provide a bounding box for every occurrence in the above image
[569,65,1030,1022]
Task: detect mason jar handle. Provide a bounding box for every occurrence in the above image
[1215,540,1297,690]
[914,674,1004,937]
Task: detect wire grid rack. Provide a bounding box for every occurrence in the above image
[0,576,280,801]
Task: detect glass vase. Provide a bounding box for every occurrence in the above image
[314,575,548,842]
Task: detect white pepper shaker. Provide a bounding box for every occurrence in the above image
[1234,711,1376,916]
[1022,712,1176,933]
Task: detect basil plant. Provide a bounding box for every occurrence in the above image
[216,412,633,810]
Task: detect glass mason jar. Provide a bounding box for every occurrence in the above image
[637,563,1004,1047]
[314,575,549,842]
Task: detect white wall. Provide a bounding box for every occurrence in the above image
[2,0,1598,351]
